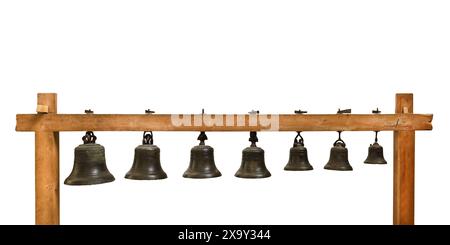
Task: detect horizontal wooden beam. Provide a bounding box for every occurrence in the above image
[16,113,433,132]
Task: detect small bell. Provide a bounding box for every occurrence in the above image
[324,131,353,171]
[284,132,313,171]
[125,132,168,180]
[364,131,387,164]
[235,132,271,178]
[64,131,115,185]
[183,132,222,178]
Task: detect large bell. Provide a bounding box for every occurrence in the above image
[364,131,387,164]
[64,131,115,185]
[284,132,313,171]
[324,131,353,171]
[183,132,222,178]
[125,132,167,180]
[235,132,271,178]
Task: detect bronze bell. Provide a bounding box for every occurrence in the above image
[364,131,387,164]
[235,132,271,178]
[284,132,313,171]
[324,131,353,171]
[125,132,167,180]
[183,132,222,178]
[64,131,115,185]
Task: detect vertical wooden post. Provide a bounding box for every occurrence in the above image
[393,93,415,225]
[35,93,60,225]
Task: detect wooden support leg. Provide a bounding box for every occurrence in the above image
[35,93,60,225]
[393,93,415,225]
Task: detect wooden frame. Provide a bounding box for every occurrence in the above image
[15,93,432,225]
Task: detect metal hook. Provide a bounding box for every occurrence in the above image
[197,131,207,145]
[249,131,258,146]
[374,131,379,143]
[295,131,304,146]
[334,131,346,147]
[82,131,96,144]
[142,131,153,145]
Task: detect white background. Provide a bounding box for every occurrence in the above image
[0,0,449,225]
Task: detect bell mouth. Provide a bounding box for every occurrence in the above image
[64,175,115,186]
[364,158,387,164]
[182,171,222,179]
[234,172,271,179]
[124,172,167,180]
[284,165,313,171]
[364,161,387,165]
[324,166,353,171]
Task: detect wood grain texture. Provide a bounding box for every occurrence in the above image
[393,93,415,225]
[16,113,433,132]
[36,105,49,114]
[35,93,60,225]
